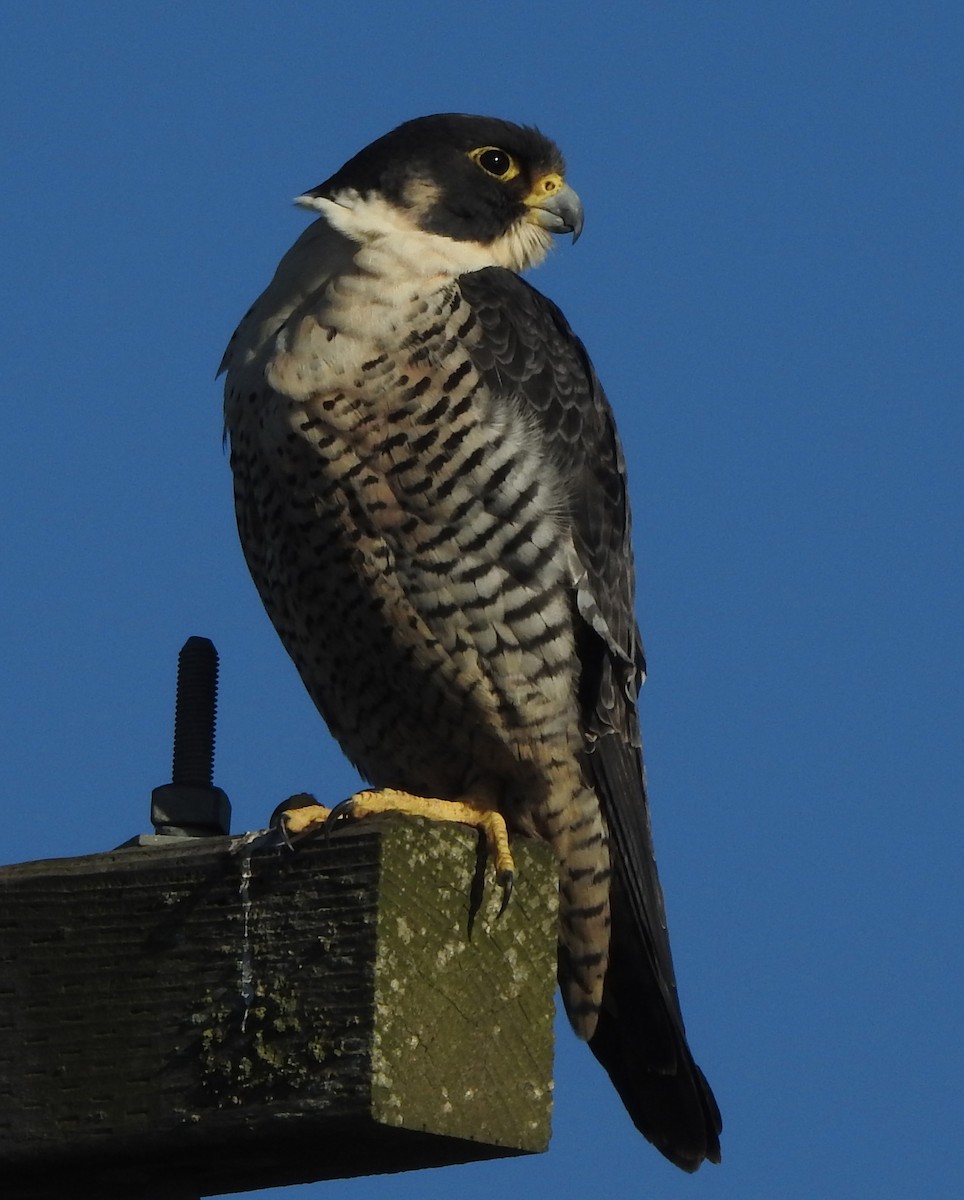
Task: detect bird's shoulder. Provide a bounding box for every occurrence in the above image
[219,217,358,379]
[458,267,641,665]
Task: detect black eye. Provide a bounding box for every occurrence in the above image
[479,148,511,176]
[469,146,519,180]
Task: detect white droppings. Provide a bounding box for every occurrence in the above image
[234,832,260,1032]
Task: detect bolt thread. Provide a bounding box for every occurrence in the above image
[171,636,218,787]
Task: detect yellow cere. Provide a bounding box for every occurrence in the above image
[524,172,565,207]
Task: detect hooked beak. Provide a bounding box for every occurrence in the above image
[525,179,585,243]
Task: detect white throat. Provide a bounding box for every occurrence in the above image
[296,188,555,277]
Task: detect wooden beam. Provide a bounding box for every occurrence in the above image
[0,817,558,1197]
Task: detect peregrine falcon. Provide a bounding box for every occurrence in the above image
[220,114,721,1170]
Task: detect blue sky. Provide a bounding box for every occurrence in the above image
[3,2,962,1197]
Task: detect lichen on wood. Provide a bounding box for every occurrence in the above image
[0,814,558,1197]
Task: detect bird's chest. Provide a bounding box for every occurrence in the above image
[264,279,564,578]
[230,266,581,784]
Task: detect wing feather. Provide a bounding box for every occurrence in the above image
[458,267,721,1168]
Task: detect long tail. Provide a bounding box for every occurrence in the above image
[588,887,721,1170]
[579,732,722,1170]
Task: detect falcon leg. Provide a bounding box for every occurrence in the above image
[279,786,515,913]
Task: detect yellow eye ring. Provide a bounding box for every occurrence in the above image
[468,146,521,181]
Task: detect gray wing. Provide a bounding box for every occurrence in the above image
[458,267,721,1169]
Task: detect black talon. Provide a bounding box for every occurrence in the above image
[278,817,297,851]
[324,797,357,837]
[497,870,514,917]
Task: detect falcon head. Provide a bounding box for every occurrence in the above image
[295,114,584,274]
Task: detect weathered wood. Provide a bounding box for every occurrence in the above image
[0,818,558,1197]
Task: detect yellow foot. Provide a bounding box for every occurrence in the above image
[272,786,515,913]
[269,792,332,840]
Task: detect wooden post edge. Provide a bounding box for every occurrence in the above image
[0,817,558,1197]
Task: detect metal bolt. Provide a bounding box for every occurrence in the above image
[172,636,219,788]
[150,636,231,837]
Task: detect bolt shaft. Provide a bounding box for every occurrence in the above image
[171,636,218,787]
